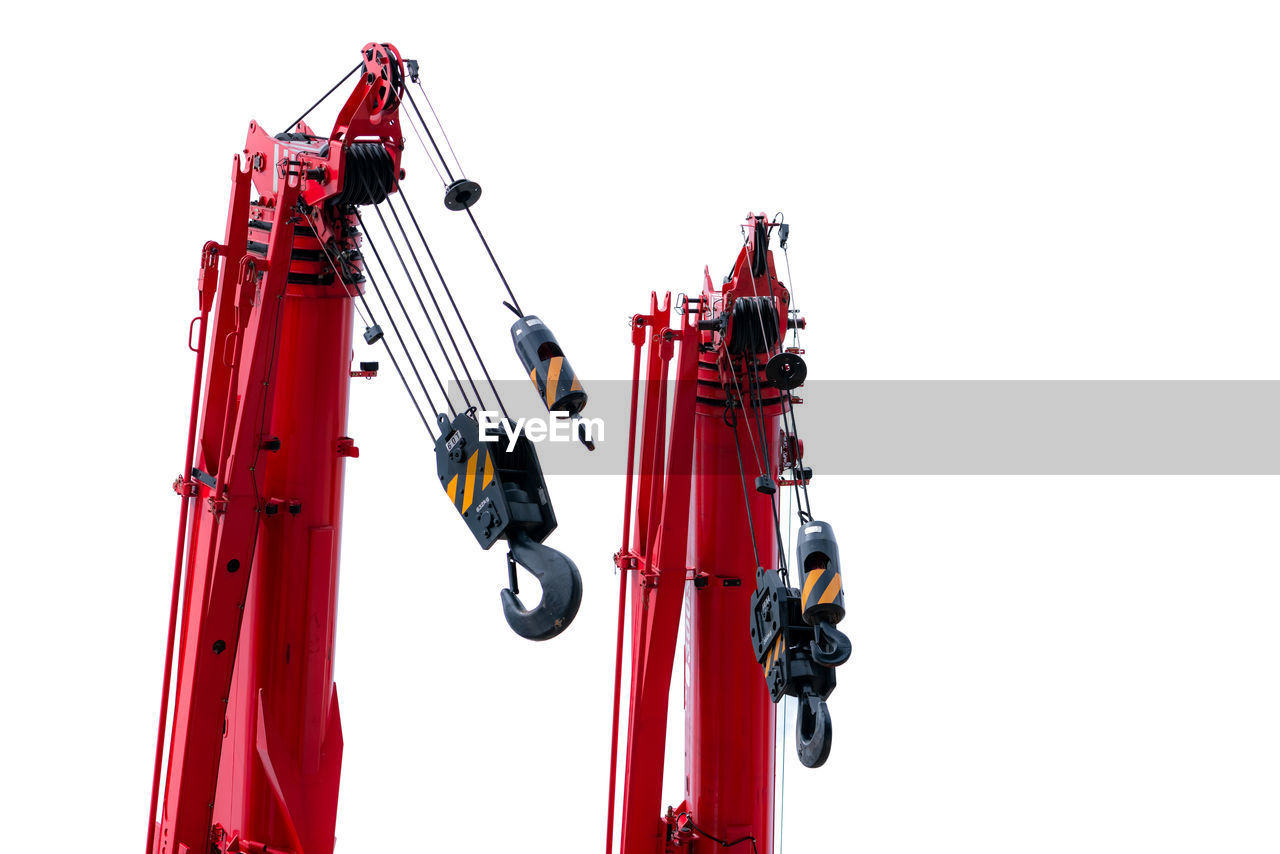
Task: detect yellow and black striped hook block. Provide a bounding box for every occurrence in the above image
[434,411,558,550]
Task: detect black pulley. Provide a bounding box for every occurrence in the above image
[727,297,780,355]
[444,178,482,211]
[765,351,807,390]
[751,217,769,278]
[330,144,396,206]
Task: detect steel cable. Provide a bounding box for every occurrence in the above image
[396,187,511,421]
[381,195,489,411]
[403,86,458,184]
[356,215,451,420]
[413,80,467,177]
[725,400,765,572]
[306,210,436,439]
[398,86,526,318]
[401,101,449,187]
[366,205,474,411]
[283,62,363,134]
[744,353,791,580]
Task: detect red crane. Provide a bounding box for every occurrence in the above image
[147,43,587,854]
[607,215,851,854]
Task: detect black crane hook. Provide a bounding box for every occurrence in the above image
[796,693,834,768]
[501,528,583,641]
[810,621,852,668]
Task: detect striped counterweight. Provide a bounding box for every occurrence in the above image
[511,315,588,416]
[796,521,845,625]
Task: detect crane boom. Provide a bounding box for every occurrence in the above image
[148,42,586,854]
[608,214,850,854]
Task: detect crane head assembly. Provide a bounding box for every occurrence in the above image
[704,214,853,769]
[243,41,585,639]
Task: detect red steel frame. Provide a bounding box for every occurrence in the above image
[147,44,404,854]
[609,218,792,854]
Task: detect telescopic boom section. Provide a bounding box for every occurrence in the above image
[150,41,589,854]
[148,43,404,854]
[608,215,850,854]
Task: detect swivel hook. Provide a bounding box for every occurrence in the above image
[501,528,583,641]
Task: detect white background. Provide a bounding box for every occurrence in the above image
[3,2,1278,852]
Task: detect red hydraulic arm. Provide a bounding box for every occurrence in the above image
[607,215,850,854]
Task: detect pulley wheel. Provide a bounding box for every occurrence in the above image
[765,351,807,390]
[444,178,482,211]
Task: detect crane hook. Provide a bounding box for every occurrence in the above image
[796,693,834,768]
[500,528,583,641]
[810,621,852,668]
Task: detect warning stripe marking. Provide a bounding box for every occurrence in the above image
[818,573,842,605]
[461,450,479,512]
[767,636,782,670]
[801,568,824,605]
[802,568,843,609]
[545,357,563,408]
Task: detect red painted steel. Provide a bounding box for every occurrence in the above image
[149,44,406,854]
[610,217,791,854]
[147,241,220,854]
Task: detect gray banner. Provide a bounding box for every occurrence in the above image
[443,380,1280,475]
